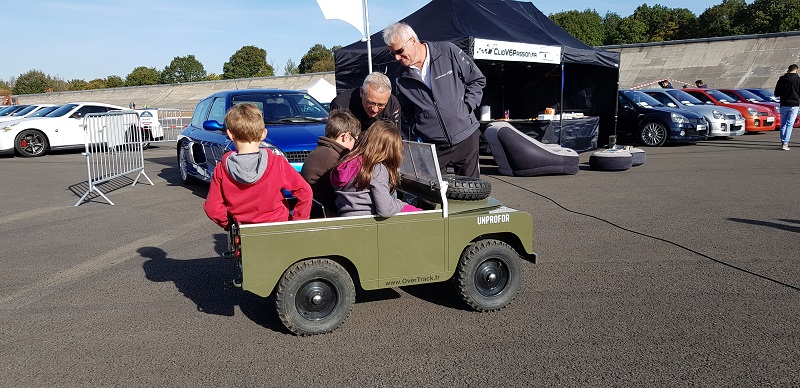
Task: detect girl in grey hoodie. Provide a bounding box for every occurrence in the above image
[330,121,421,217]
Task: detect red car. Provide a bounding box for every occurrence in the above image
[683,88,776,132]
[719,88,800,128]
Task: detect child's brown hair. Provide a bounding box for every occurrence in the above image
[224,103,264,142]
[326,110,361,139]
[342,120,403,191]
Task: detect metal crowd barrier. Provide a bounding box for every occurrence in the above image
[135,108,191,145]
[75,110,154,206]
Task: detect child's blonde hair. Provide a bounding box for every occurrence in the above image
[342,120,403,191]
[225,103,264,142]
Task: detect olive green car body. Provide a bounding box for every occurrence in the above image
[239,197,535,298]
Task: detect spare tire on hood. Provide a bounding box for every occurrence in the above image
[442,175,491,200]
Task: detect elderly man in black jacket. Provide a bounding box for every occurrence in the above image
[383,22,486,178]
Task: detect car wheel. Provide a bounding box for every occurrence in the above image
[639,122,668,147]
[178,146,198,185]
[442,175,492,200]
[275,259,355,336]
[456,239,521,311]
[15,129,49,157]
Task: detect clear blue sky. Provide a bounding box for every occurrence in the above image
[4,0,721,83]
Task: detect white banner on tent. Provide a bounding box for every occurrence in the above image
[473,38,561,64]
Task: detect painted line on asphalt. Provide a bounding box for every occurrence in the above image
[0,234,176,310]
[0,206,72,225]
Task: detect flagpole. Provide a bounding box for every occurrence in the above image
[364,0,372,72]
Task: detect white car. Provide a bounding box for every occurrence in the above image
[0,104,57,123]
[0,102,125,157]
[641,89,746,137]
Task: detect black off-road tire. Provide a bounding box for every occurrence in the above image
[275,259,355,336]
[456,239,522,311]
[442,175,491,200]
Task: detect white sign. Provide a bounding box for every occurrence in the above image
[473,38,561,64]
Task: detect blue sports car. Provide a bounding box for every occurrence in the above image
[177,89,328,184]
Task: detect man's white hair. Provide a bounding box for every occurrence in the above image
[382,22,418,46]
[362,72,392,93]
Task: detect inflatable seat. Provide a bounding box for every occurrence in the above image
[484,122,579,176]
[589,149,633,171]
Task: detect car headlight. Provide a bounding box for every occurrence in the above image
[747,108,758,117]
[671,113,688,124]
[260,141,285,157]
[712,110,725,120]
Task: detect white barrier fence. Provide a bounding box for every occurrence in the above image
[75,110,153,206]
[135,108,191,146]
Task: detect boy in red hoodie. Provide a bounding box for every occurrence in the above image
[203,103,312,229]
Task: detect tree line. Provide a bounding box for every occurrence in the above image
[2,43,340,96]
[3,0,798,96]
[550,0,800,46]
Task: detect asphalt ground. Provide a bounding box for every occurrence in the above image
[1,131,798,387]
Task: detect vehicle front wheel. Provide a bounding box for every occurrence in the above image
[178,146,198,185]
[15,129,49,157]
[456,239,522,311]
[275,259,355,336]
[639,122,668,147]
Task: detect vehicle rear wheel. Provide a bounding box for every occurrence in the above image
[15,129,49,157]
[456,239,521,311]
[178,146,198,185]
[442,175,491,200]
[639,122,668,147]
[275,258,355,336]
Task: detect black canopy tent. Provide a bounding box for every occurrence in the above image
[334,0,621,146]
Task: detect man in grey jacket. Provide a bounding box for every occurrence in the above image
[383,22,486,178]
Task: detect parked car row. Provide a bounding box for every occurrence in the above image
[617,86,793,147]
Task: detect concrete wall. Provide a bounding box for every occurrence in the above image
[603,31,800,90]
[14,72,336,110]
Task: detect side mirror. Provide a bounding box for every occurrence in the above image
[620,103,634,111]
[71,112,83,119]
[202,120,224,131]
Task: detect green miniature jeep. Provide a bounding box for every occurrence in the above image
[229,141,536,335]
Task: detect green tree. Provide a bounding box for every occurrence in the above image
[0,80,11,95]
[299,44,335,74]
[631,4,699,42]
[12,70,50,94]
[87,78,107,89]
[222,45,274,79]
[126,66,161,86]
[68,79,89,90]
[161,54,207,83]
[745,0,800,33]
[206,73,221,81]
[550,9,605,46]
[603,12,648,44]
[106,75,125,88]
[284,58,299,75]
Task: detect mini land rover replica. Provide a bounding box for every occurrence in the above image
[229,141,536,335]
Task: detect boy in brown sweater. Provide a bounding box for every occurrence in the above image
[300,110,361,217]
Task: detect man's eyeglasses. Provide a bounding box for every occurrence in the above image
[390,37,413,56]
[364,100,387,109]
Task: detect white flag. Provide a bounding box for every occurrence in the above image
[316,0,365,36]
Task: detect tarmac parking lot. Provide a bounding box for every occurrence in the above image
[1,132,798,386]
